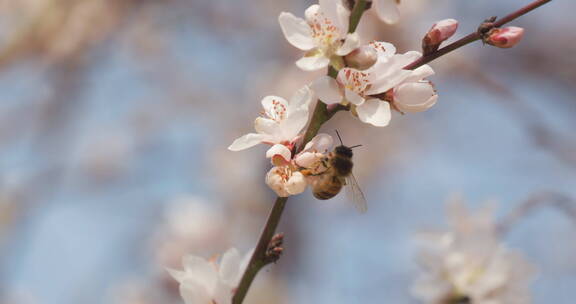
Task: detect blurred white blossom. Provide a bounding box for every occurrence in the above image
[168,248,253,304]
[278,0,360,71]
[373,0,401,24]
[412,199,535,304]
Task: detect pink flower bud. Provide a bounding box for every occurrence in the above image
[486,26,525,48]
[422,19,458,54]
[427,19,459,44]
[344,45,378,70]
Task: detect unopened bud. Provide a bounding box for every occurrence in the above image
[344,46,378,70]
[422,19,459,55]
[485,26,525,48]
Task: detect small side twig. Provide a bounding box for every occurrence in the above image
[498,191,576,235]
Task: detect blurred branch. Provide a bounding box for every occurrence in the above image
[498,191,576,235]
[405,0,553,70]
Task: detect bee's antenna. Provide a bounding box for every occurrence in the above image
[335,129,344,145]
[349,145,362,149]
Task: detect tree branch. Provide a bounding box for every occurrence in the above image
[232,2,368,303]
[405,0,552,70]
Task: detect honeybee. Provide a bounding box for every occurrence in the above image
[303,131,367,213]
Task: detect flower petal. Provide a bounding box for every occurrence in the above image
[304,133,334,152]
[261,95,289,121]
[356,99,391,127]
[295,53,331,71]
[266,167,290,197]
[319,0,347,36]
[312,76,342,105]
[281,109,308,140]
[254,118,281,139]
[266,144,292,163]
[228,133,265,151]
[374,0,400,24]
[180,278,212,304]
[403,64,435,83]
[182,255,218,291]
[344,88,365,105]
[166,268,187,283]
[219,248,242,286]
[278,12,316,51]
[368,41,397,58]
[288,85,314,114]
[394,81,437,113]
[336,32,361,56]
[286,171,308,195]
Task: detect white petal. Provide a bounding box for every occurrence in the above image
[335,1,350,33]
[228,133,265,151]
[266,144,292,162]
[319,0,346,36]
[365,55,414,94]
[254,118,281,140]
[219,248,242,286]
[212,280,234,304]
[304,133,334,152]
[261,95,289,120]
[304,4,320,23]
[294,151,319,168]
[394,81,437,113]
[296,54,330,71]
[403,64,435,83]
[374,0,400,24]
[289,85,314,114]
[344,88,365,105]
[336,32,361,56]
[182,255,218,291]
[312,76,343,105]
[265,167,290,197]
[166,268,187,283]
[356,99,391,127]
[278,12,316,51]
[180,279,212,304]
[286,171,308,195]
[369,41,397,58]
[281,109,308,140]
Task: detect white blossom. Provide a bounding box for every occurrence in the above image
[265,165,308,197]
[266,134,333,197]
[412,200,535,304]
[278,0,360,71]
[168,248,253,304]
[228,86,313,160]
[312,41,436,126]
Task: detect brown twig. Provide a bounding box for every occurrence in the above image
[405,0,552,70]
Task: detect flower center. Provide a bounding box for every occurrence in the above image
[308,11,340,53]
[264,99,287,122]
[341,68,372,96]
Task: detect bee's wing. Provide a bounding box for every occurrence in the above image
[344,173,367,213]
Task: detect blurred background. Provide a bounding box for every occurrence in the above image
[0,0,574,303]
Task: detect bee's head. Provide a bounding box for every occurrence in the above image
[334,145,353,158]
